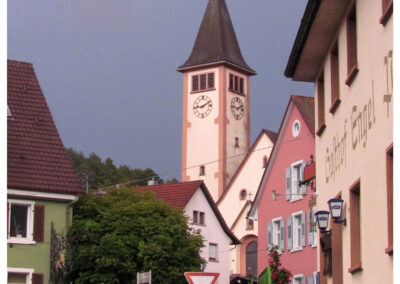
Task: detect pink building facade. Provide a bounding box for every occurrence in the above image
[249,96,317,283]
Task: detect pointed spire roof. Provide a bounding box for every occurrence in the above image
[177,0,256,75]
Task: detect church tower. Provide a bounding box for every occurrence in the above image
[177,0,256,201]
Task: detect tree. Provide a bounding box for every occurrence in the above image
[66,188,203,284]
[66,148,171,190]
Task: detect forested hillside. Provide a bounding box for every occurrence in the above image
[66,148,177,191]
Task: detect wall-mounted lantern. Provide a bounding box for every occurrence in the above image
[315,210,331,234]
[327,198,346,226]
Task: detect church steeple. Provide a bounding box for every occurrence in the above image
[177,0,256,75]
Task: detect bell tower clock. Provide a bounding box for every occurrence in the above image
[177,0,256,201]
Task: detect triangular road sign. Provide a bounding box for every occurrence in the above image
[184,272,219,284]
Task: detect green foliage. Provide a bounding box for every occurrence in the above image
[66,148,171,189]
[66,188,203,284]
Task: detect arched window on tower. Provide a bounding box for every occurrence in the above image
[235,137,239,148]
[263,156,268,168]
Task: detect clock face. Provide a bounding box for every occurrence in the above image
[193,95,213,118]
[231,97,244,120]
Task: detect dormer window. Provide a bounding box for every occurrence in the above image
[192,72,215,93]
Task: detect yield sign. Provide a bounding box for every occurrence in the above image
[184,272,220,284]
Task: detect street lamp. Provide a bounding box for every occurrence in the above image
[328,198,346,226]
[314,210,331,234]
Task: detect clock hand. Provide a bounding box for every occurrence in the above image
[200,101,211,108]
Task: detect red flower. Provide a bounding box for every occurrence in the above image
[271,251,277,257]
[286,275,291,282]
[272,271,277,280]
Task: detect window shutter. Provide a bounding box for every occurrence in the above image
[316,272,320,284]
[32,273,44,284]
[286,167,291,200]
[280,219,285,251]
[33,204,45,242]
[300,161,307,195]
[308,210,314,246]
[309,275,314,284]
[287,216,293,251]
[7,202,9,238]
[267,222,272,249]
[301,212,306,247]
[301,276,306,284]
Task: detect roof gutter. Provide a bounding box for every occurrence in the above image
[284,0,322,78]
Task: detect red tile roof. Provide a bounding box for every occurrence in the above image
[7,60,84,194]
[292,95,315,134]
[134,180,240,244]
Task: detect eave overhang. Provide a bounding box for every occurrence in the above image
[177,60,256,76]
[285,0,353,82]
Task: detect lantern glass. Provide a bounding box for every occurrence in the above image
[328,198,344,219]
[315,210,330,230]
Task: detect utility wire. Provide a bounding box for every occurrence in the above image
[96,134,314,191]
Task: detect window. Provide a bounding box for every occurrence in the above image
[386,146,393,255]
[192,211,205,225]
[240,189,247,200]
[290,211,305,251]
[7,268,36,284]
[268,217,284,251]
[349,180,362,273]
[192,76,199,91]
[316,72,326,136]
[308,272,319,284]
[246,218,254,230]
[229,73,245,95]
[235,137,239,148]
[292,120,300,137]
[208,73,214,89]
[7,200,41,244]
[286,160,306,202]
[209,243,218,261]
[292,274,305,284]
[330,41,341,114]
[380,0,393,25]
[308,207,317,247]
[263,156,268,168]
[199,212,205,225]
[192,72,215,92]
[193,211,198,224]
[345,4,359,86]
[199,165,205,176]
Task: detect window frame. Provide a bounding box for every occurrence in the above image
[192,210,205,226]
[7,199,36,245]
[309,207,318,247]
[385,145,393,255]
[329,41,341,114]
[348,179,362,274]
[291,210,305,252]
[292,274,304,284]
[191,72,216,93]
[272,216,283,250]
[199,165,205,176]
[228,73,245,96]
[316,72,326,136]
[209,243,218,262]
[7,267,34,284]
[345,4,359,86]
[290,160,305,202]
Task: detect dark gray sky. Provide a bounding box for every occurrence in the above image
[8,0,313,181]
